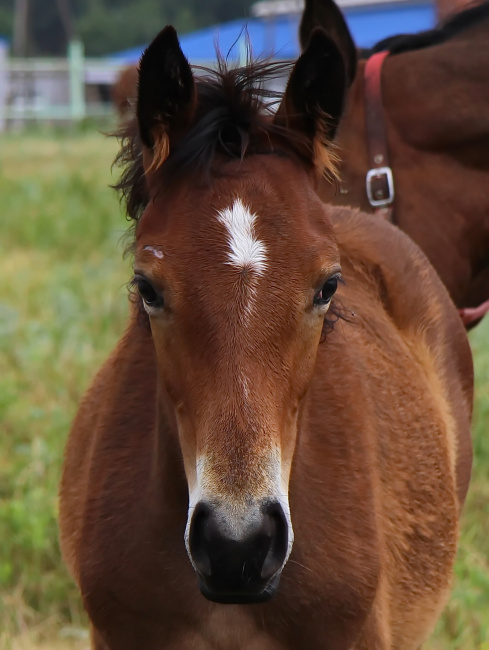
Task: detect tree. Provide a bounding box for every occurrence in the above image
[1,0,257,57]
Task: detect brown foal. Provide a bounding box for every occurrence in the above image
[60,26,473,649]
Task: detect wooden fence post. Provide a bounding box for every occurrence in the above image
[68,39,85,121]
[0,39,7,131]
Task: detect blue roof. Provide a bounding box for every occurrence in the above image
[346,1,435,46]
[108,1,435,64]
[108,16,299,64]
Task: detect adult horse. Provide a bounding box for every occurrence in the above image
[436,0,485,21]
[112,65,138,118]
[300,0,489,324]
[59,26,473,649]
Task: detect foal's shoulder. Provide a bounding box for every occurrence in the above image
[331,204,471,387]
[330,204,472,421]
[329,206,450,331]
[328,206,473,508]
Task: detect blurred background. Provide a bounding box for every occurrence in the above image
[0,1,488,650]
[0,0,439,126]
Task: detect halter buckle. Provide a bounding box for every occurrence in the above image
[366,166,394,208]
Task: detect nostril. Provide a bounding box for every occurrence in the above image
[188,500,290,601]
[189,503,213,578]
[260,502,288,580]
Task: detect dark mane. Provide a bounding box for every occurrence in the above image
[113,57,330,223]
[371,0,489,55]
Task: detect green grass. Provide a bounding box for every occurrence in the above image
[432,321,489,649]
[0,131,488,648]
[0,132,128,646]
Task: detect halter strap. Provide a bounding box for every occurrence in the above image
[364,51,487,326]
[459,299,489,325]
[364,51,394,221]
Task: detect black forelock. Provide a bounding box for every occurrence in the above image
[112,56,308,224]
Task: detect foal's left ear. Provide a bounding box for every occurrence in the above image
[274,28,346,176]
[137,26,196,172]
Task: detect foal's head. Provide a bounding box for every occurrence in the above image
[124,26,346,604]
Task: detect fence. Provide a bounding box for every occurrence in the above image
[0,40,126,129]
[0,37,290,130]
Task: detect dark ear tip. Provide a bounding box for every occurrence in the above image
[140,25,181,65]
[159,25,179,41]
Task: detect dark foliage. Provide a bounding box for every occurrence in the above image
[2,0,256,57]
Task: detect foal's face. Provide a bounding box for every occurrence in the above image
[134,156,340,602]
[131,22,346,603]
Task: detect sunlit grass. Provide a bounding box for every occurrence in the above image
[0,131,488,648]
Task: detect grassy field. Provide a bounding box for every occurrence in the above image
[0,131,488,649]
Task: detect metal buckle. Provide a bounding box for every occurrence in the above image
[366,166,394,208]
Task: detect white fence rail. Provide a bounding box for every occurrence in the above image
[0,38,286,129]
[0,40,126,129]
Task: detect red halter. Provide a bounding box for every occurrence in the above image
[459,299,489,326]
[364,51,394,221]
[363,50,488,326]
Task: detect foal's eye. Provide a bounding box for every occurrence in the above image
[132,275,164,311]
[313,275,340,307]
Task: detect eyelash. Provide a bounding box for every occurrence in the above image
[313,274,341,307]
[131,275,164,310]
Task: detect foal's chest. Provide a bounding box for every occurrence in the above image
[170,609,285,650]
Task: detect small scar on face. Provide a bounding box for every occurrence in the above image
[143,245,164,259]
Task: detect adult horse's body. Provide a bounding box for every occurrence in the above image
[112,65,139,118]
[437,0,485,22]
[300,0,489,318]
[60,27,473,649]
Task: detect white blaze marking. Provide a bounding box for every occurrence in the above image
[240,375,250,401]
[216,199,267,276]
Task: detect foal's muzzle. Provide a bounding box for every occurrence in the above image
[188,500,289,604]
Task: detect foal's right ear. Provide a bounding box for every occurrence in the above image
[274,28,346,176]
[299,0,357,86]
[137,26,196,172]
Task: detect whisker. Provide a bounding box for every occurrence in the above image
[288,559,314,574]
